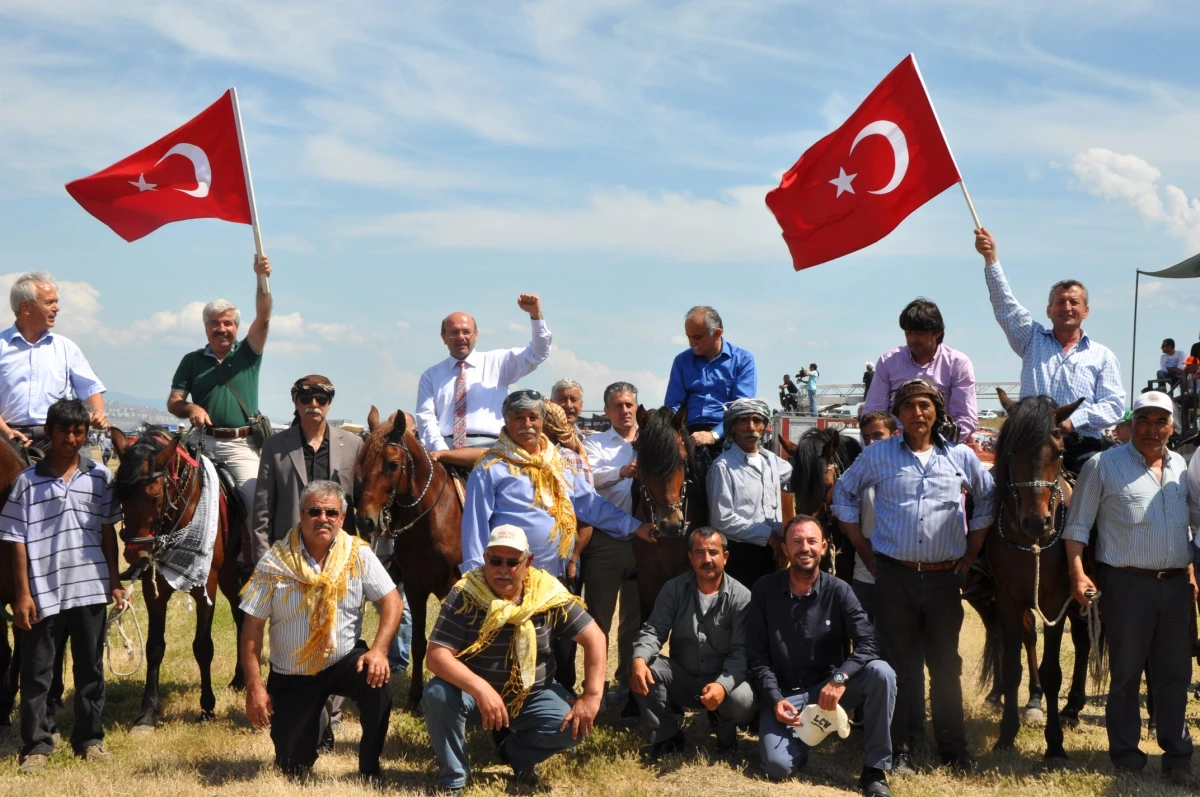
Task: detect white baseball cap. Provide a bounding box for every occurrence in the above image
[486,524,530,553]
[1132,391,1175,416]
[795,703,851,747]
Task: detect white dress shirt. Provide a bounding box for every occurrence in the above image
[582,425,636,516]
[0,325,105,426]
[706,445,793,546]
[415,320,552,451]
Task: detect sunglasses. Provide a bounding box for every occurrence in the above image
[305,507,342,519]
[509,389,542,402]
[296,391,331,406]
[486,555,526,568]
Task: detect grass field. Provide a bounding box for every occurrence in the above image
[1,451,1198,796]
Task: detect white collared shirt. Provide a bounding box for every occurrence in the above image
[582,425,636,515]
[0,325,105,426]
[415,320,552,451]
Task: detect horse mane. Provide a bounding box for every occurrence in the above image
[359,416,399,470]
[992,395,1057,489]
[789,428,862,514]
[114,425,173,500]
[636,407,696,486]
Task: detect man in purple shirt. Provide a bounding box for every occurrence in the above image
[862,298,978,443]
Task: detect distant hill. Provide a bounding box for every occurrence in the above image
[106,391,167,411]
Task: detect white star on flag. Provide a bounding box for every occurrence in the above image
[128,173,157,192]
[829,167,856,198]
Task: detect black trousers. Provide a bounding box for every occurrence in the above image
[20,604,106,757]
[1063,434,1105,478]
[1099,565,1194,771]
[267,641,392,775]
[875,559,968,759]
[724,540,777,592]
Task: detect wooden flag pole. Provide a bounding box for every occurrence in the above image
[910,54,983,231]
[959,182,983,230]
[229,87,269,294]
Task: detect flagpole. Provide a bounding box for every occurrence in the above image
[1131,269,1141,398]
[959,183,982,231]
[229,87,269,294]
[909,55,982,230]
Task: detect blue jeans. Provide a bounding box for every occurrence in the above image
[808,389,818,414]
[389,587,412,670]
[423,676,582,789]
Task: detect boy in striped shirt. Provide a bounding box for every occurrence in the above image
[0,398,125,772]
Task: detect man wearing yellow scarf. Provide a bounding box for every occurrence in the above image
[239,480,401,779]
[425,525,607,794]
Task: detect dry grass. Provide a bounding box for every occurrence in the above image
[1,451,1197,796]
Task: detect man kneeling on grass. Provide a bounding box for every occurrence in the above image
[239,479,401,780]
[424,524,606,795]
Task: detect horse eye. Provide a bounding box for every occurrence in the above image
[383,461,399,473]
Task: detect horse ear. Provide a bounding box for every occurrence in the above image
[367,405,380,431]
[821,430,839,461]
[779,436,797,458]
[386,410,405,443]
[109,427,128,457]
[154,436,179,469]
[394,411,408,436]
[671,405,688,430]
[636,405,649,427]
[996,388,1013,411]
[1054,398,1085,426]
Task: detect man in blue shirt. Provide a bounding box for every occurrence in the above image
[832,379,994,775]
[663,306,757,472]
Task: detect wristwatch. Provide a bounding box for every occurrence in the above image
[832,671,848,686]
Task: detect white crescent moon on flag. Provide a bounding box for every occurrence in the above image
[154,143,211,198]
[849,121,908,195]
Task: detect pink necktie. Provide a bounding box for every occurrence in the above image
[452,360,468,449]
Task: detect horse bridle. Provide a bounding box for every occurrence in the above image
[995,454,1067,553]
[378,432,445,537]
[122,445,199,557]
[639,473,689,539]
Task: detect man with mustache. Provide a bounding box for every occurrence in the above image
[629,526,757,757]
[416,295,552,470]
[0,272,108,455]
[747,515,896,796]
[240,480,400,780]
[168,255,274,565]
[832,379,994,776]
[549,378,591,438]
[707,398,793,590]
[975,228,1124,475]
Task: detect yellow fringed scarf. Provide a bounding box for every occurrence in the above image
[240,526,367,675]
[454,566,583,715]
[481,432,578,561]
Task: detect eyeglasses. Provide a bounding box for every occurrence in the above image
[295,390,331,406]
[305,507,342,519]
[486,555,526,568]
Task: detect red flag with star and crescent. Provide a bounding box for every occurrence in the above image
[766,55,962,271]
[65,90,252,242]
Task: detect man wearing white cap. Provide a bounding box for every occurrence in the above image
[423,525,607,794]
[1065,391,1197,786]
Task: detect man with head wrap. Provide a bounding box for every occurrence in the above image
[832,379,994,776]
[706,398,793,590]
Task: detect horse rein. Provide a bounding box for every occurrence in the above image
[379,432,445,537]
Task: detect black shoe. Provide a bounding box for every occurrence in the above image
[715,739,739,759]
[892,753,917,776]
[318,725,334,753]
[860,767,892,797]
[941,753,976,775]
[645,732,685,760]
[494,727,512,764]
[509,768,548,793]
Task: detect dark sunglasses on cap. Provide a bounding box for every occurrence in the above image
[295,390,332,406]
[305,507,341,519]
[509,389,542,402]
[486,555,526,568]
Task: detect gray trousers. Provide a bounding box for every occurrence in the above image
[581,530,640,687]
[1100,565,1195,771]
[759,659,896,780]
[633,656,756,746]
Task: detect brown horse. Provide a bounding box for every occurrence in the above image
[0,436,26,722]
[357,408,462,712]
[629,406,708,620]
[981,393,1096,763]
[110,428,245,729]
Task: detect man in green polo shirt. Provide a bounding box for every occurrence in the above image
[168,255,273,567]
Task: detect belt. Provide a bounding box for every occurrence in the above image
[877,553,957,572]
[1113,565,1187,580]
[205,426,252,440]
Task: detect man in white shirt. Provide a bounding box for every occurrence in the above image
[1159,338,1185,386]
[581,382,641,703]
[1,272,108,453]
[416,294,552,469]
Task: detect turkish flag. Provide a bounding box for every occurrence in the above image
[65,90,252,242]
[766,55,962,271]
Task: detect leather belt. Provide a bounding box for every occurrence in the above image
[878,553,957,572]
[204,426,252,440]
[1114,566,1187,580]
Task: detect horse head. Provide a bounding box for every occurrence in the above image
[632,405,693,537]
[111,426,182,566]
[994,394,1084,543]
[789,427,862,516]
[357,406,427,538]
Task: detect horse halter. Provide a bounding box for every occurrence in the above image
[996,453,1067,553]
[378,432,443,537]
[122,447,198,556]
[640,475,689,539]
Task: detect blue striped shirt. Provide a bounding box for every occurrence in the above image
[1063,443,1192,570]
[831,435,995,562]
[985,263,1124,437]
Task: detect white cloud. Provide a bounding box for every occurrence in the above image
[533,346,669,410]
[304,135,484,191]
[1069,148,1200,251]
[671,335,688,345]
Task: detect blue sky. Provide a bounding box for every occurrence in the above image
[3,1,1200,421]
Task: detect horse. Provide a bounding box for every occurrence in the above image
[981,393,1098,763]
[110,428,246,730]
[629,405,708,620]
[0,436,27,722]
[787,427,861,580]
[356,408,463,712]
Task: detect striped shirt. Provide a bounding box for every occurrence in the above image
[985,263,1125,437]
[0,458,120,618]
[1063,443,1192,570]
[429,576,592,694]
[240,540,396,675]
[831,435,995,562]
